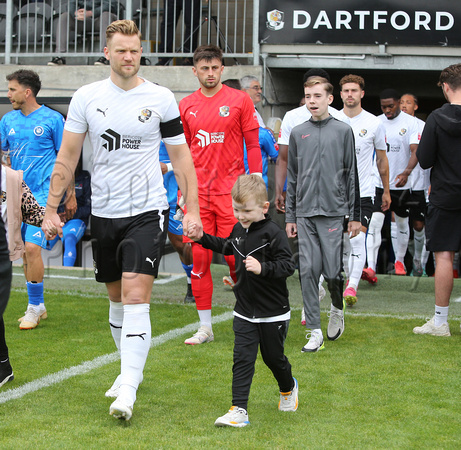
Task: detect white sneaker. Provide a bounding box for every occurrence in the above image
[279,378,298,411]
[319,284,326,302]
[184,325,214,345]
[19,307,41,330]
[413,317,451,337]
[302,329,324,353]
[215,406,249,427]
[105,373,144,398]
[327,306,344,341]
[109,397,133,421]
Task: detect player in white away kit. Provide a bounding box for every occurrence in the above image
[337,75,390,305]
[400,93,429,276]
[365,89,419,280]
[42,20,201,421]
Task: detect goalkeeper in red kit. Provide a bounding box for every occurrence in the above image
[179,44,262,345]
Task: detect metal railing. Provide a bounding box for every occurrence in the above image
[0,0,259,65]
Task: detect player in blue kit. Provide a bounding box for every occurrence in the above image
[159,141,195,303]
[0,70,76,329]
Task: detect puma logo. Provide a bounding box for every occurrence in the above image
[191,270,203,279]
[97,108,108,117]
[145,257,156,268]
[189,110,198,117]
[126,333,147,340]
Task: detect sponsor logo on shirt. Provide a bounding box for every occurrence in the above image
[195,130,225,147]
[138,108,153,123]
[219,106,230,117]
[34,126,44,137]
[101,129,142,152]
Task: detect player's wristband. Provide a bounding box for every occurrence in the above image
[252,172,263,178]
[166,163,173,172]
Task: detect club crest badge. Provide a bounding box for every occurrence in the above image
[138,108,153,123]
[266,9,284,31]
[34,126,44,136]
[399,128,407,136]
[359,129,367,137]
[219,106,230,117]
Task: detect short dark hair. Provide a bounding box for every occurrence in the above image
[6,70,41,97]
[438,64,461,91]
[193,44,223,65]
[379,88,400,101]
[222,79,242,90]
[339,74,365,91]
[303,68,330,84]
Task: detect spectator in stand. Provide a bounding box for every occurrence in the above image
[156,0,206,66]
[48,0,118,66]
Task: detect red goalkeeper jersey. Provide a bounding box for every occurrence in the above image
[180,84,260,196]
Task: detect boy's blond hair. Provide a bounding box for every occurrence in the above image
[304,76,333,95]
[232,175,268,206]
[106,20,142,44]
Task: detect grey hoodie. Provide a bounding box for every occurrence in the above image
[417,103,461,210]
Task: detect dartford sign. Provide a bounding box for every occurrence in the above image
[260,0,461,46]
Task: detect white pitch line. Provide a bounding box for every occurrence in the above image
[0,311,232,405]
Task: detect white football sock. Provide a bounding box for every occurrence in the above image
[394,215,410,262]
[342,232,351,279]
[109,300,124,353]
[119,303,151,406]
[366,212,384,272]
[198,309,212,329]
[434,305,449,327]
[413,228,425,262]
[348,231,366,289]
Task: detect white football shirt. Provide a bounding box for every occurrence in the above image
[338,109,386,198]
[65,78,185,218]
[377,111,419,190]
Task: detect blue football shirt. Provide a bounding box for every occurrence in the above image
[1,105,65,206]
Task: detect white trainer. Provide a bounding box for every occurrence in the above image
[215,406,249,427]
[327,306,344,341]
[105,373,144,398]
[279,378,299,412]
[19,307,41,330]
[302,329,324,353]
[413,317,451,337]
[184,325,214,345]
[109,397,133,421]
